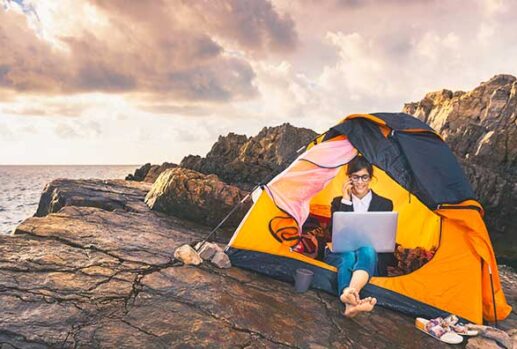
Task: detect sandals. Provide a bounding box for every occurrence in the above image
[442,314,479,336]
[415,317,463,344]
[415,314,479,344]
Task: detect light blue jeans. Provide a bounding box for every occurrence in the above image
[324,246,378,295]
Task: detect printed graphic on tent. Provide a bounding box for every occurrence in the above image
[226,112,511,325]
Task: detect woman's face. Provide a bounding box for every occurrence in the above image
[349,168,371,197]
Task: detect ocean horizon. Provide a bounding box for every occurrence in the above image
[0,164,140,235]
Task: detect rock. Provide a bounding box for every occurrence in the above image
[0,177,515,348]
[174,244,203,265]
[143,162,178,183]
[145,167,251,229]
[403,74,517,267]
[126,162,178,183]
[211,251,231,269]
[466,336,503,349]
[180,123,317,190]
[197,242,219,260]
[35,178,153,217]
[125,162,152,181]
[466,324,513,349]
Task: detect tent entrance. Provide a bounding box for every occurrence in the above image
[308,164,441,251]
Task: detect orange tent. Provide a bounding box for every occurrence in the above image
[226,113,511,324]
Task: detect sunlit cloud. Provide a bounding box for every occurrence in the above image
[0,0,516,164]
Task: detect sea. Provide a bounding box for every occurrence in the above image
[0,165,140,235]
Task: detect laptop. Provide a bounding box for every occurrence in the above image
[330,212,398,253]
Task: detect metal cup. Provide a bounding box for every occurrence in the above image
[294,268,314,293]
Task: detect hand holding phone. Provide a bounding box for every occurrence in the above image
[342,179,353,201]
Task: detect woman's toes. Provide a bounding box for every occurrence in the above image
[340,287,359,305]
[355,297,377,313]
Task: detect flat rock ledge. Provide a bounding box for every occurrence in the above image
[0,179,515,348]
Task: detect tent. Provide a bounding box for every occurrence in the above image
[226,112,512,324]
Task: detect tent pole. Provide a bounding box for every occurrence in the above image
[197,190,253,248]
[194,129,330,250]
[488,264,498,328]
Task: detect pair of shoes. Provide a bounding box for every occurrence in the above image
[415,317,463,344]
[441,314,479,336]
[415,314,479,344]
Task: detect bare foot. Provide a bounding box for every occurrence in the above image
[344,297,377,318]
[340,287,359,305]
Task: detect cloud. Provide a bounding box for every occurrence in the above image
[53,119,102,139]
[54,123,79,139]
[186,0,297,54]
[20,124,37,134]
[82,120,101,137]
[138,103,216,117]
[0,0,297,101]
[1,100,86,117]
[0,122,15,140]
[2,0,517,166]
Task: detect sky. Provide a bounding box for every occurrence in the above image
[1,0,516,165]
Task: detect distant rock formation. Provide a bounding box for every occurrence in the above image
[403,74,517,265]
[145,167,251,229]
[126,162,177,183]
[126,162,152,181]
[180,123,318,190]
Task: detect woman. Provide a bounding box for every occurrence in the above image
[324,155,394,317]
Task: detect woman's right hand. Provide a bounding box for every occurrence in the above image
[342,179,352,201]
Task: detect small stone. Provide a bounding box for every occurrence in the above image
[198,242,218,260]
[211,251,231,269]
[174,244,202,265]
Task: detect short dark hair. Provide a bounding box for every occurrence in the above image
[346,155,373,177]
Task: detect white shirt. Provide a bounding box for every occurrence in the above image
[341,190,372,213]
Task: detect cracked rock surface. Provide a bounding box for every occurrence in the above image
[1,179,515,348]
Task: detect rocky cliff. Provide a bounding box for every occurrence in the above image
[180,123,317,190]
[7,179,514,348]
[403,74,517,266]
[125,162,178,183]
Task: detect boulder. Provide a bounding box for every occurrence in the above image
[174,244,203,265]
[145,167,251,229]
[403,74,517,267]
[180,123,317,190]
